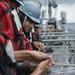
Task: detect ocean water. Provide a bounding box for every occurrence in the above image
[63,22,75,31]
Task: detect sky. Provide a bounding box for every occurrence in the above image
[39,0,75,23]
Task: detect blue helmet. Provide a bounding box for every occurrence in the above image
[19,1,41,24]
[23,0,42,8]
[16,0,24,6]
[35,16,43,27]
[48,17,56,24]
[48,17,57,29]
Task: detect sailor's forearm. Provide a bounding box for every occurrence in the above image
[31,67,42,75]
[14,50,31,62]
[14,50,52,63]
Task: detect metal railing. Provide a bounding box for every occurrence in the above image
[45,45,75,48]
[42,39,75,42]
[54,63,75,67]
[39,32,75,35]
[40,34,75,37]
[47,53,75,55]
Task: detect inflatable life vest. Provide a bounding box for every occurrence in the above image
[0,33,16,75]
[11,9,22,34]
[0,0,33,50]
[32,26,39,41]
[11,8,33,50]
[0,0,14,41]
[0,33,16,64]
[3,0,8,2]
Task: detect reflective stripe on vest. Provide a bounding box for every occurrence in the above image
[11,9,22,34]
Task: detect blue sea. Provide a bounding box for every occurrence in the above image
[63,22,75,31]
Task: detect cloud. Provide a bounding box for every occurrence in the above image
[55,4,75,22]
[39,0,48,6]
[39,0,75,6]
[55,0,75,5]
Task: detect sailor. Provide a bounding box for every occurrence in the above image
[46,17,58,53]
[19,1,46,52]
[6,1,54,74]
[0,0,15,41]
[0,15,55,75]
[6,1,34,75]
[48,17,57,32]
[0,0,55,75]
[32,16,44,50]
[0,16,16,75]
[1,0,32,51]
[33,16,43,42]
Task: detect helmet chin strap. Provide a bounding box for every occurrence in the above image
[23,15,27,27]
